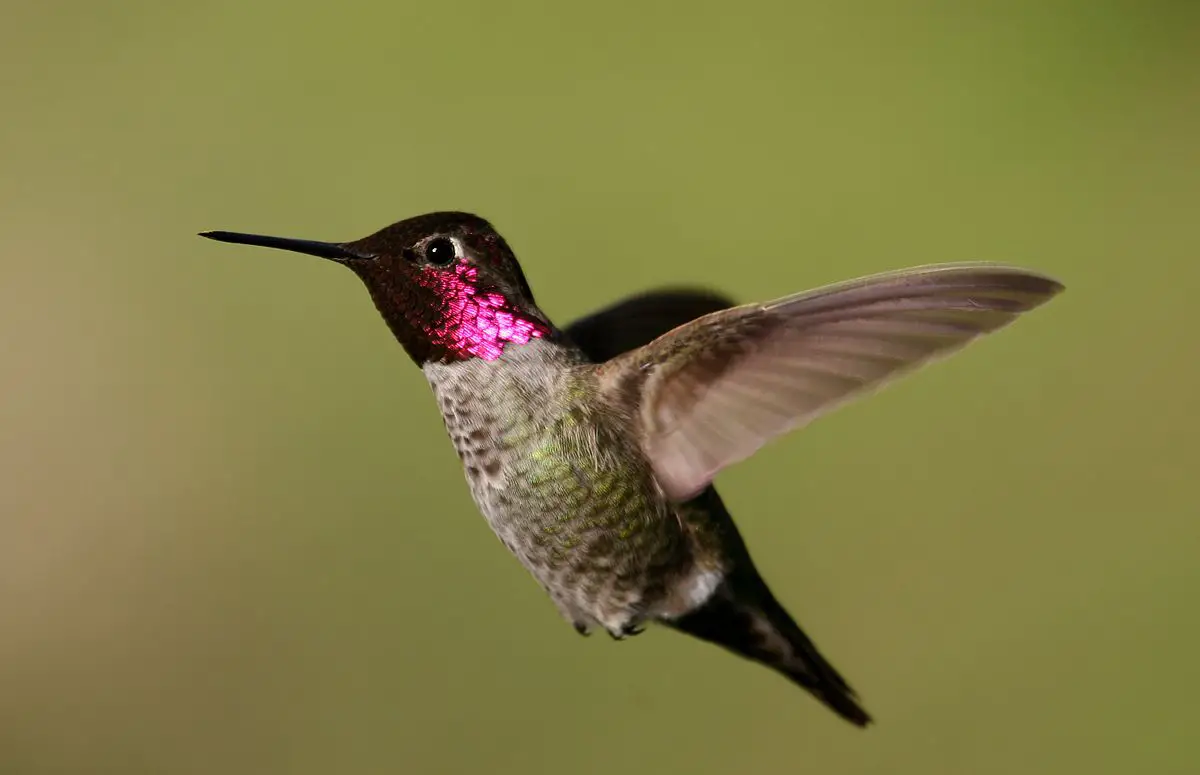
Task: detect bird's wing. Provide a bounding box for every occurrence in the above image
[598,263,1064,501]
[565,288,737,363]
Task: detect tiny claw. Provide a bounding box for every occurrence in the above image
[608,623,645,640]
[574,621,592,637]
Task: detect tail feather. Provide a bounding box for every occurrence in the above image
[666,583,872,727]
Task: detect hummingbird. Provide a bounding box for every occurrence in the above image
[201,211,1063,726]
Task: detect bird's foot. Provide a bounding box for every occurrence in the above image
[607,622,646,641]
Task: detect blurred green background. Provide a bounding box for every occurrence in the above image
[2,1,1197,773]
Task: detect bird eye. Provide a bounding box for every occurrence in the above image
[423,237,459,266]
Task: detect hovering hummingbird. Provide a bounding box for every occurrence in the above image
[201,212,1063,726]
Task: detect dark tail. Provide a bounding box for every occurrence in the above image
[666,581,872,727]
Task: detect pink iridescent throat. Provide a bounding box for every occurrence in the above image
[412,262,551,362]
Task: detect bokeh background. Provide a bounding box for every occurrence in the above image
[2,1,1198,773]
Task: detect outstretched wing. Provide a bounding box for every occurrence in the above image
[599,264,1065,500]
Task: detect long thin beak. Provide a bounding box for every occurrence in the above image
[198,230,372,261]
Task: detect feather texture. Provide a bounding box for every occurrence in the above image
[600,263,1065,500]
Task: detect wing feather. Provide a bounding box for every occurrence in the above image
[600,263,1065,500]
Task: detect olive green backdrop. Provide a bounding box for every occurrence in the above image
[2,2,1197,773]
